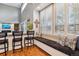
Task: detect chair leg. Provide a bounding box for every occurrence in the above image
[21,41,23,51]
[7,42,9,51]
[13,42,15,53]
[30,40,31,46]
[24,39,26,47]
[4,43,6,55]
[27,40,29,47]
[33,39,34,46]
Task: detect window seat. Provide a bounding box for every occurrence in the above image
[35,37,74,55]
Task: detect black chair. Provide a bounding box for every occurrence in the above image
[12,31,23,53]
[24,31,35,47]
[0,32,8,55]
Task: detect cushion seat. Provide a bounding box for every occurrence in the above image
[35,37,74,55]
[24,37,34,40]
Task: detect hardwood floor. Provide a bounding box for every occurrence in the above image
[0,45,50,56]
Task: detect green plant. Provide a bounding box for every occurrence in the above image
[27,21,33,30]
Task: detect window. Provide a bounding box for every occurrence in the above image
[40,4,52,34]
[68,4,76,33]
[40,3,79,35]
[55,4,64,33]
[68,4,79,34]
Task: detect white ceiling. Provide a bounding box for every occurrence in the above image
[2,3,22,8]
[35,3,51,11]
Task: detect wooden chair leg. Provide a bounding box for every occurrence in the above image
[13,46,14,53]
[21,41,23,51]
[4,43,6,55]
[27,40,29,47]
[33,39,34,46]
[24,39,26,47]
[12,42,14,53]
[30,40,31,46]
[13,42,15,53]
[7,42,9,51]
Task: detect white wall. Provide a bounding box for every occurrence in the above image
[0,4,19,23]
[21,3,40,22]
[33,10,40,35]
[20,3,40,31]
[20,20,27,33]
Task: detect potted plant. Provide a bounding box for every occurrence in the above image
[27,20,33,31]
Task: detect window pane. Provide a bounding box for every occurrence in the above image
[40,5,52,34]
[55,3,64,33]
[75,4,79,33]
[68,4,76,33]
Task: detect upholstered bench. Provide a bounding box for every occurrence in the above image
[35,37,74,55]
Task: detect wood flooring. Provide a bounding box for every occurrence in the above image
[0,45,50,56]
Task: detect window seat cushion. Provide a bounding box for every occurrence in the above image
[35,37,74,55]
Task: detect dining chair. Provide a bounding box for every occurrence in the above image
[24,31,35,47]
[0,32,8,55]
[12,31,23,53]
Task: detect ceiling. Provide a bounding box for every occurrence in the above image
[2,3,22,8]
[35,3,51,11]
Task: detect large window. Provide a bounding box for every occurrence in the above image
[40,3,79,35]
[68,4,76,33]
[55,3,79,34]
[40,4,52,34]
[68,4,79,34]
[55,4,64,33]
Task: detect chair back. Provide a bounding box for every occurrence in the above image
[12,31,23,38]
[0,32,7,40]
[27,31,34,38]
